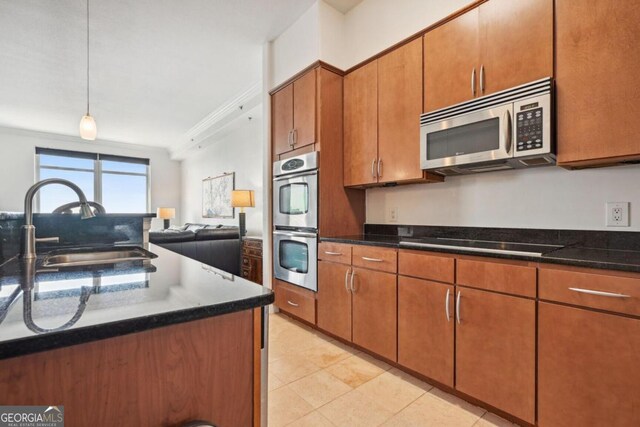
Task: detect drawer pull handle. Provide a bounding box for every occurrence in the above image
[287,300,299,307]
[325,251,342,256]
[445,288,451,322]
[456,291,461,324]
[568,288,630,298]
[361,256,383,262]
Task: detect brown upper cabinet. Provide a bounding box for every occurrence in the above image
[424,0,553,112]
[556,0,640,167]
[345,39,442,187]
[344,60,378,187]
[272,69,316,157]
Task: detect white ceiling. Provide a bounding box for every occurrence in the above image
[324,0,363,14]
[0,0,315,147]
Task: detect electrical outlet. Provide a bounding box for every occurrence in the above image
[606,202,630,227]
[388,207,398,223]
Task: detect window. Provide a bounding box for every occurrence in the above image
[36,148,149,213]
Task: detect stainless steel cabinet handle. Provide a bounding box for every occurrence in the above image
[503,109,512,155]
[324,251,342,256]
[569,288,630,298]
[344,268,351,293]
[292,129,297,147]
[287,130,293,148]
[480,65,485,93]
[287,300,299,307]
[350,270,356,293]
[377,159,382,178]
[456,291,461,324]
[361,256,383,262]
[445,288,451,322]
[371,159,377,178]
[471,68,476,97]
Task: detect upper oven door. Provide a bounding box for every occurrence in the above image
[421,102,514,170]
[273,230,318,292]
[273,170,318,229]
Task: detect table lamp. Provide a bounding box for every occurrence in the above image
[157,207,175,229]
[231,190,255,237]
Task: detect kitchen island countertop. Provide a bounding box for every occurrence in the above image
[0,244,273,359]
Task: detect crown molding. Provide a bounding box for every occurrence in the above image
[170,81,262,160]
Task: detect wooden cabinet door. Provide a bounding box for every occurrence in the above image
[538,303,640,426]
[317,261,352,341]
[424,8,479,112]
[293,69,316,150]
[398,277,454,387]
[479,0,553,95]
[351,267,396,361]
[556,0,640,166]
[456,287,535,424]
[344,60,378,187]
[272,84,293,157]
[378,38,423,183]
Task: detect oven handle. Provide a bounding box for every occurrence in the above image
[273,170,318,181]
[273,230,318,238]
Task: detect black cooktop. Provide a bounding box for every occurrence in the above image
[399,237,563,257]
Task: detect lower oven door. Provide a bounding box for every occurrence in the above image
[273,230,317,292]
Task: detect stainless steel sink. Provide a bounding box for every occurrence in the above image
[41,246,157,268]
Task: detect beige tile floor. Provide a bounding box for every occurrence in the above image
[267,312,520,427]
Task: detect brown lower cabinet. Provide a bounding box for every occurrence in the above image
[317,260,352,341]
[351,267,397,362]
[398,276,454,387]
[455,287,536,424]
[538,302,640,426]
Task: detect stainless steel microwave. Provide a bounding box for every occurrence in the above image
[420,78,555,176]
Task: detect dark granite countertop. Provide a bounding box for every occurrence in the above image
[321,234,640,273]
[0,244,273,360]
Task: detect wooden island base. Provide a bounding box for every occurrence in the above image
[0,309,261,427]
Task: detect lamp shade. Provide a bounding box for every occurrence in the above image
[156,207,176,219]
[231,190,255,208]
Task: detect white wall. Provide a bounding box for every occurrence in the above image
[342,0,469,67]
[0,126,181,229]
[367,165,640,231]
[270,2,320,89]
[180,110,264,236]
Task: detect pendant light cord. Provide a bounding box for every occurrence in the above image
[86,0,90,115]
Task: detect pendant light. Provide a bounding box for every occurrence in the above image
[79,0,97,140]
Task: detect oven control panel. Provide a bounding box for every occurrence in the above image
[516,107,544,152]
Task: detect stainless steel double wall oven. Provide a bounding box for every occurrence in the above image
[273,152,318,292]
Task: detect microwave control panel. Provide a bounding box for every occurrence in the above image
[516,108,544,152]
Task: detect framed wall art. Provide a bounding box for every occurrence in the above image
[202,172,235,218]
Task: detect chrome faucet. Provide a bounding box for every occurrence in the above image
[21,178,96,259]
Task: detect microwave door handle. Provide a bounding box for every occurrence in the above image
[503,109,512,155]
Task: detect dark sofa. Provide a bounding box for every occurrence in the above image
[149,223,240,275]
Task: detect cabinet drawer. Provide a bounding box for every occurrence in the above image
[352,245,397,273]
[274,279,316,324]
[456,258,536,298]
[539,267,640,317]
[243,239,262,249]
[399,250,455,283]
[243,247,262,257]
[318,242,352,265]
